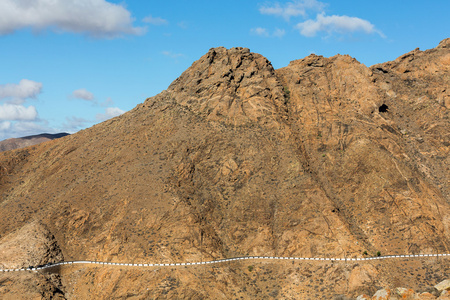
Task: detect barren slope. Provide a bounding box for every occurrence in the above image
[0,40,449,299]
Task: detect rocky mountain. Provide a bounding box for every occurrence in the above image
[0,39,449,299]
[0,133,70,152]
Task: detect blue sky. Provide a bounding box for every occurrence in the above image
[0,0,448,140]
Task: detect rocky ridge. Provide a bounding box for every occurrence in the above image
[0,39,449,299]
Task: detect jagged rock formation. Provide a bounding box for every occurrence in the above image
[0,39,449,299]
[0,133,70,152]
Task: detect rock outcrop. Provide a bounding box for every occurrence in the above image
[0,221,63,269]
[356,278,450,299]
[0,222,65,299]
[0,40,449,299]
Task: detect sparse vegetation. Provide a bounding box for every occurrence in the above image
[283,86,290,103]
[248,265,254,272]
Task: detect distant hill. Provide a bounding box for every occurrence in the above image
[0,39,449,299]
[0,132,70,152]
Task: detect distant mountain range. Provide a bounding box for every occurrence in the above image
[0,132,70,152]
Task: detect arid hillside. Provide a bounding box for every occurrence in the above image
[0,39,449,299]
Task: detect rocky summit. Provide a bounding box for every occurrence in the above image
[0,39,449,299]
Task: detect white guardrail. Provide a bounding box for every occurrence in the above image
[1,253,449,273]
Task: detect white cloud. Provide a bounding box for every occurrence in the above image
[0,0,145,38]
[162,51,185,59]
[96,107,125,121]
[101,97,114,107]
[71,88,95,101]
[295,13,385,37]
[0,104,38,121]
[251,27,286,38]
[251,27,269,37]
[259,0,326,21]
[62,116,91,133]
[273,28,286,38]
[0,121,11,131]
[177,21,188,29]
[143,15,168,26]
[0,79,43,104]
[0,121,45,140]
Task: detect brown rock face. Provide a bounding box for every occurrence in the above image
[0,40,449,299]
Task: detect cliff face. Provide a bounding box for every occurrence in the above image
[0,39,449,299]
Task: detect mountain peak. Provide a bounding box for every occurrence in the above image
[1,40,449,299]
[164,47,288,127]
[437,37,450,48]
